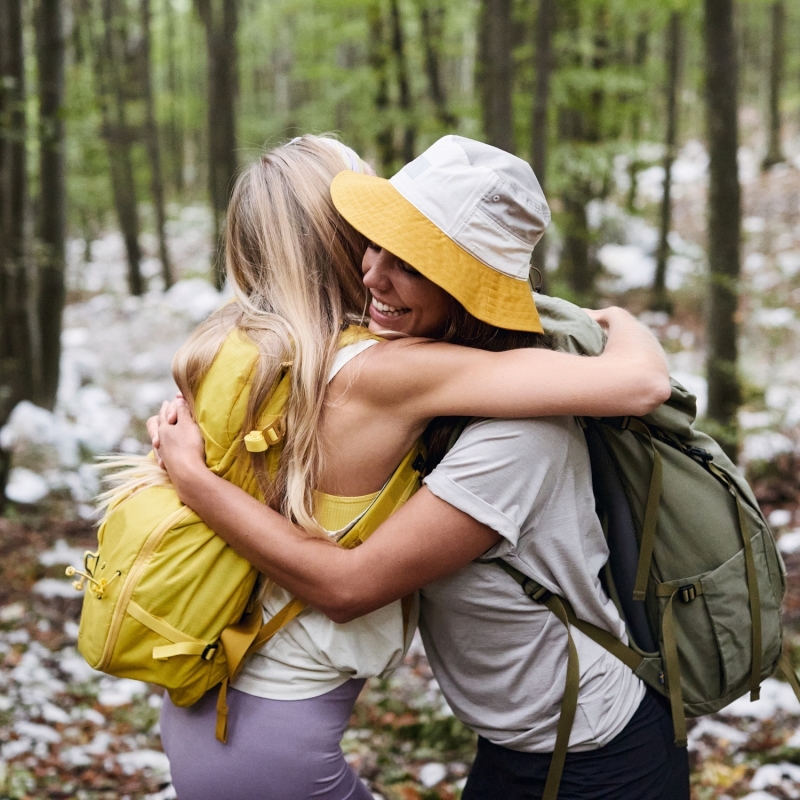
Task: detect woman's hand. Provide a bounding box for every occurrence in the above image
[151,399,207,501]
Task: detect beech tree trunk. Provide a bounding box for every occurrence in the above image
[141,0,173,289]
[418,1,456,129]
[652,12,682,312]
[35,0,67,409]
[530,0,554,293]
[0,0,33,506]
[194,0,239,290]
[389,0,415,164]
[704,0,742,458]
[762,0,785,168]
[478,0,514,153]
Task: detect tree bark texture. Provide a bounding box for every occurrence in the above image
[530,0,554,293]
[704,0,741,455]
[35,0,67,409]
[95,0,144,296]
[164,0,184,193]
[626,22,649,211]
[652,11,682,311]
[194,0,239,290]
[478,0,515,153]
[762,0,785,168]
[418,1,456,129]
[141,0,173,289]
[389,0,415,164]
[0,0,33,506]
[368,3,395,176]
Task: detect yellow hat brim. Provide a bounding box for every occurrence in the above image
[331,171,543,334]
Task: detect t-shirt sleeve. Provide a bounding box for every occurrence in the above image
[422,417,569,550]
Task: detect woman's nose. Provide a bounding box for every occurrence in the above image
[363,249,393,292]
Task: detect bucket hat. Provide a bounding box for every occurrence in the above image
[331,135,550,333]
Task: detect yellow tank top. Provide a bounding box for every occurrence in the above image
[313,490,379,535]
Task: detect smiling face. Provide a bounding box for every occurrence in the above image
[361,243,452,338]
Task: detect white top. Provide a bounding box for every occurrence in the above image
[420,416,645,753]
[233,339,418,700]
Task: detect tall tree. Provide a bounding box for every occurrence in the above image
[762,0,785,168]
[368,3,396,175]
[704,0,742,458]
[652,11,683,312]
[0,0,33,505]
[418,0,456,129]
[389,0,415,164]
[92,0,144,296]
[530,0,554,293]
[141,0,173,289]
[626,20,650,211]
[164,0,184,193]
[35,0,67,409]
[194,0,239,290]
[478,0,514,153]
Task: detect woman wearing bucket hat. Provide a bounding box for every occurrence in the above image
[151,136,683,800]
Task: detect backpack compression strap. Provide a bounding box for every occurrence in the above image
[494,559,645,800]
[213,438,428,743]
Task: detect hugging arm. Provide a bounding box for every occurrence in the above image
[361,306,671,422]
[152,404,499,623]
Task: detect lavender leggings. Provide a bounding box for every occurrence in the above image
[160,680,373,800]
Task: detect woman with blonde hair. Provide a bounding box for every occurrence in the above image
[149,135,674,799]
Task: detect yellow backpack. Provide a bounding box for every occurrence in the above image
[70,325,425,741]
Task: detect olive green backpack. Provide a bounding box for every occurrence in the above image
[496,294,800,800]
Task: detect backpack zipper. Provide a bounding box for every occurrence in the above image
[98,504,196,670]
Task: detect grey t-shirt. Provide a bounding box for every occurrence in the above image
[421,416,645,753]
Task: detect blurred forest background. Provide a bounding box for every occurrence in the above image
[2,0,800,798]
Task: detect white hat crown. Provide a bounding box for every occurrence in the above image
[389,136,550,282]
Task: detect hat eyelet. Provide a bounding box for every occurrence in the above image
[492,195,501,202]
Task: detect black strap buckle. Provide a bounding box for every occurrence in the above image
[679,585,697,603]
[201,643,219,661]
[412,453,426,473]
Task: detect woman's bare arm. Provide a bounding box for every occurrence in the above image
[155,403,499,623]
[353,306,671,421]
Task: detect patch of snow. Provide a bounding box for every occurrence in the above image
[0,602,26,623]
[777,252,800,278]
[672,141,709,184]
[63,620,80,640]
[39,540,86,568]
[71,386,131,453]
[768,509,792,528]
[598,244,655,291]
[97,677,148,706]
[33,578,80,599]
[60,650,103,685]
[80,708,107,727]
[14,721,61,744]
[164,278,222,322]
[117,749,171,777]
[750,762,800,790]
[418,762,447,788]
[740,411,773,430]
[671,371,708,417]
[84,730,113,755]
[741,793,781,800]
[719,679,800,719]
[741,431,795,463]
[753,308,796,329]
[2,739,32,759]
[778,530,800,555]
[687,718,749,748]
[41,702,71,725]
[145,787,178,800]
[744,217,766,234]
[60,745,93,767]
[5,468,49,504]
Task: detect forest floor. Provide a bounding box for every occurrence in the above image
[2,132,800,799]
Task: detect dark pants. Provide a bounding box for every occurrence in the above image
[462,690,690,800]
